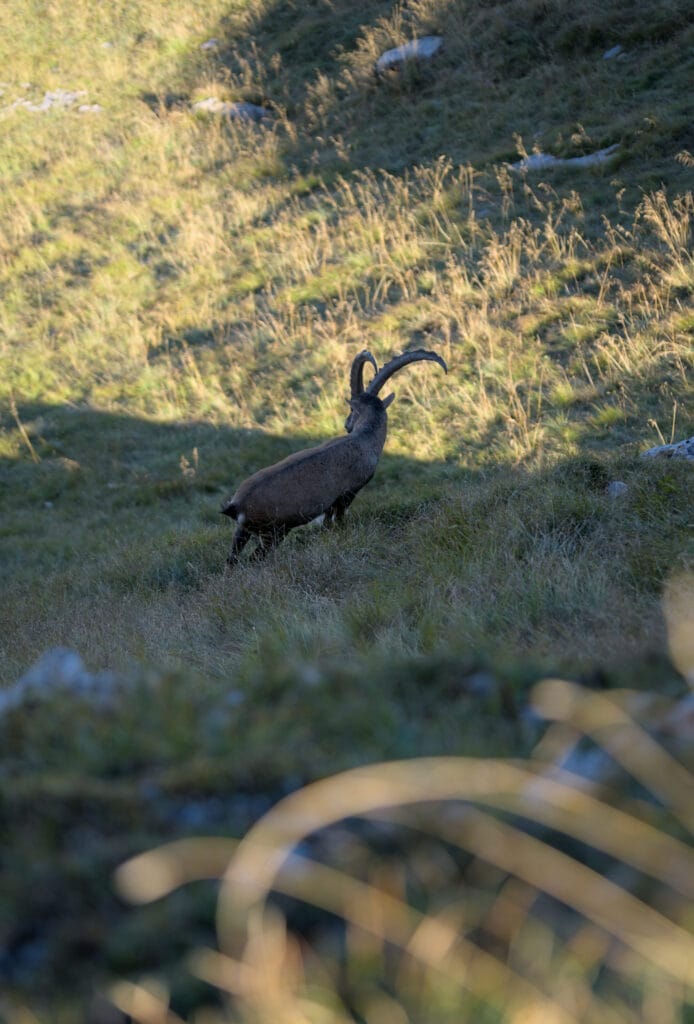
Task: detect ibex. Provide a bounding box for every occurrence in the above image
[221,348,447,566]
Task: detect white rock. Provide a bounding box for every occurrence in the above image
[464,671,496,697]
[46,89,86,107]
[10,88,93,114]
[20,648,86,690]
[641,436,694,461]
[511,152,559,171]
[298,664,323,688]
[78,104,103,113]
[603,45,624,60]
[510,144,619,172]
[191,97,270,121]
[606,480,628,498]
[200,38,219,51]
[376,36,443,74]
[0,648,120,716]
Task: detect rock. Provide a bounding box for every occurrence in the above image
[464,671,496,697]
[510,144,619,172]
[603,45,624,60]
[606,480,628,498]
[200,38,219,51]
[191,98,271,121]
[376,36,443,74]
[640,436,694,461]
[6,88,101,114]
[298,664,323,688]
[0,648,120,716]
[28,89,86,111]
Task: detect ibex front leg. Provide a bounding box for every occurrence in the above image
[325,488,361,526]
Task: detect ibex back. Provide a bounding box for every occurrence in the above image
[221,349,447,566]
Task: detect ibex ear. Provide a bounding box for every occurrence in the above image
[382,392,395,409]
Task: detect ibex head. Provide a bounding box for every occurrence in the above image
[345,348,448,432]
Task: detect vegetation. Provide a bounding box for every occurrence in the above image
[0,0,692,1019]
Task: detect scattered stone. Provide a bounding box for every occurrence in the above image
[298,664,323,688]
[606,480,628,498]
[6,88,102,114]
[463,671,496,697]
[191,97,271,121]
[29,88,85,111]
[603,45,624,60]
[0,648,120,716]
[376,36,443,75]
[510,144,619,172]
[640,436,694,461]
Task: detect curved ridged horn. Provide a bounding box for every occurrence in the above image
[350,349,378,397]
[366,348,448,395]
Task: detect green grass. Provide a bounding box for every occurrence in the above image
[0,0,692,1017]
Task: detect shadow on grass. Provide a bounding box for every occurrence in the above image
[0,398,457,580]
[2,395,690,591]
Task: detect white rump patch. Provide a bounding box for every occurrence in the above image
[308,513,326,527]
[237,512,246,526]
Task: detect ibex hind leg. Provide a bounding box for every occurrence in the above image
[226,526,252,567]
[250,525,289,562]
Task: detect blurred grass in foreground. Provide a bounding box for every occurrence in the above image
[112,578,694,1024]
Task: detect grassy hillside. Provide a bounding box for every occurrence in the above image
[0,0,692,1018]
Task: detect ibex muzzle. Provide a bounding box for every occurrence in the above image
[221,349,447,566]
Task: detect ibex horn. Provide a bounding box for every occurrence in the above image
[366,349,448,396]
